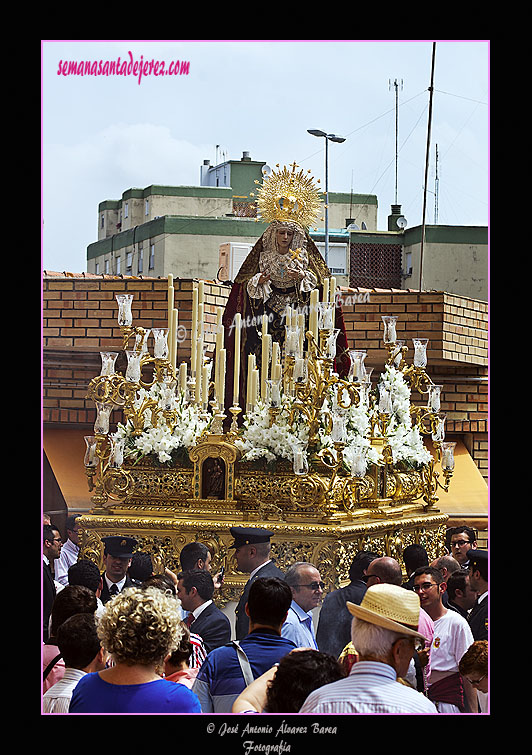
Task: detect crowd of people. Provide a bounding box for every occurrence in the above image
[43,516,488,715]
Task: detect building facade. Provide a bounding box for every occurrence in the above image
[87,152,379,283]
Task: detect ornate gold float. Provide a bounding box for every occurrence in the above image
[78,279,453,602]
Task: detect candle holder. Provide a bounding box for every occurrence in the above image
[100,352,118,376]
[94,402,112,435]
[350,450,368,478]
[293,441,309,476]
[440,441,456,472]
[318,301,335,330]
[293,356,308,384]
[229,405,242,433]
[152,329,169,360]
[426,384,443,413]
[266,377,283,408]
[116,294,133,326]
[84,436,98,468]
[135,329,151,354]
[125,350,143,383]
[431,413,446,443]
[108,436,125,468]
[382,315,398,344]
[348,350,367,383]
[413,338,429,368]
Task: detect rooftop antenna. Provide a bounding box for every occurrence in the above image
[434,144,439,224]
[419,42,437,291]
[389,78,403,204]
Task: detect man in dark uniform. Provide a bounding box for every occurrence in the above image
[230,527,285,640]
[316,550,378,658]
[467,549,488,641]
[100,536,137,604]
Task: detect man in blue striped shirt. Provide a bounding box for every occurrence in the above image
[281,562,323,649]
[300,583,438,714]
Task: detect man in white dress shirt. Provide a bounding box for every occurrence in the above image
[43,613,107,714]
[300,583,438,714]
[54,515,81,586]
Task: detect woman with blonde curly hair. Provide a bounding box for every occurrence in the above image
[69,586,201,713]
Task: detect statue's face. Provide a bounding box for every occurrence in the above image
[276,228,294,254]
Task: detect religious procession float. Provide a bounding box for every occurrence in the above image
[78,164,453,602]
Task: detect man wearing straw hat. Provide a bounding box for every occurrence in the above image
[299,583,438,714]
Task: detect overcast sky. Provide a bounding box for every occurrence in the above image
[41,40,489,274]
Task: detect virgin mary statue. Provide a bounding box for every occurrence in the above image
[221,163,350,415]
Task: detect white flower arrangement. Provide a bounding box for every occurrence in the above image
[112,384,211,465]
[234,395,309,464]
[235,364,432,471]
[375,365,432,467]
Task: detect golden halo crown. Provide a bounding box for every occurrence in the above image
[252,162,323,228]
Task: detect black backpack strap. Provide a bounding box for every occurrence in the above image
[43,653,62,681]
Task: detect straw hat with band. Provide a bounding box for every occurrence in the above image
[347,583,429,643]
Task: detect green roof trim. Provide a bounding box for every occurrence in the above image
[349,224,488,246]
[327,192,378,206]
[87,215,268,259]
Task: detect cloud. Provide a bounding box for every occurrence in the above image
[42,123,212,271]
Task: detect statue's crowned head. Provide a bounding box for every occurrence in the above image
[253,162,323,230]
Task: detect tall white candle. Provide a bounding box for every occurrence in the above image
[218,348,226,409]
[298,313,305,355]
[171,308,178,369]
[191,284,198,375]
[322,277,329,304]
[233,313,241,405]
[329,277,336,305]
[247,354,255,408]
[197,302,204,340]
[195,338,203,403]
[261,333,271,401]
[202,363,209,406]
[309,289,319,342]
[251,368,259,408]
[272,341,279,371]
[168,274,174,339]
[179,362,187,394]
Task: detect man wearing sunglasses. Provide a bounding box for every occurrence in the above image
[281,562,324,649]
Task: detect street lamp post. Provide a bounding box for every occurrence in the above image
[307,130,346,268]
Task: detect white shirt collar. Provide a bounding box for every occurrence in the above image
[105,574,127,591]
[192,599,213,619]
[250,560,272,581]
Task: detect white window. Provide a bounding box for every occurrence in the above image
[105,259,110,274]
[126,251,133,273]
[145,199,149,216]
[124,202,129,218]
[138,246,143,274]
[116,255,121,274]
[149,244,155,270]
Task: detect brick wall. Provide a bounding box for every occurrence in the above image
[43,274,488,479]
